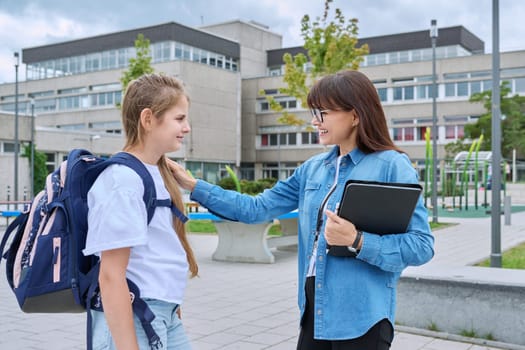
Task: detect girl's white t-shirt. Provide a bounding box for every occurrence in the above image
[83,163,189,304]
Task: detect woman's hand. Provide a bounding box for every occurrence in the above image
[166,158,197,191]
[324,210,362,249]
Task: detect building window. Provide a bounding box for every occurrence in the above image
[417,126,428,141]
[3,142,15,153]
[445,125,465,140]
[416,84,433,99]
[269,134,278,146]
[445,83,455,97]
[301,132,319,145]
[471,81,482,94]
[515,77,525,93]
[404,127,414,141]
[377,88,387,102]
[457,125,465,138]
[261,134,268,146]
[260,132,299,147]
[446,125,455,139]
[45,152,56,173]
[393,86,415,101]
[393,128,402,141]
[457,82,469,96]
[393,87,403,100]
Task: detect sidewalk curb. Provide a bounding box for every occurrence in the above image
[396,325,525,350]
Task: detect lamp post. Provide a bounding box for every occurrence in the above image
[430,20,438,224]
[30,96,35,197]
[490,0,502,267]
[14,52,20,204]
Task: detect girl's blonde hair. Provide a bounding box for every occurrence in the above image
[121,73,198,277]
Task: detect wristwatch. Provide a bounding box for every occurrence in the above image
[347,230,363,254]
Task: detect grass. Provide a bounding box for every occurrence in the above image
[186,220,283,236]
[187,220,216,233]
[427,322,440,332]
[459,328,497,341]
[187,219,449,235]
[484,333,496,341]
[429,221,452,231]
[477,241,525,269]
[460,328,478,338]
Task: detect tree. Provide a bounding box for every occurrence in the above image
[465,81,525,158]
[262,0,369,125]
[22,143,47,194]
[120,33,155,92]
[444,139,470,161]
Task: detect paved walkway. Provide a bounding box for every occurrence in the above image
[1,210,525,349]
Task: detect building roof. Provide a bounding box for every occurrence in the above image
[22,22,240,64]
[267,25,484,67]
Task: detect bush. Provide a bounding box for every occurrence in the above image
[217,177,278,195]
[217,176,237,191]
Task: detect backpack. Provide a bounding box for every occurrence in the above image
[0,148,188,350]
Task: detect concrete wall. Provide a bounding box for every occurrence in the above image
[201,20,282,78]
[1,112,33,200]
[397,265,525,345]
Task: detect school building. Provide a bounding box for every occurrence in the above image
[1,19,524,199]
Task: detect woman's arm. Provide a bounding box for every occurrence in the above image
[167,157,300,223]
[99,247,139,350]
[356,154,434,272]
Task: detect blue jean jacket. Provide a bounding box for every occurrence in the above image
[190,146,434,340]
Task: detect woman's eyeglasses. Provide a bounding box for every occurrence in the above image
[310,109,330,123]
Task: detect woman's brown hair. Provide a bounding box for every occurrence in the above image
[307,70,403,154]
[121,74,198,277]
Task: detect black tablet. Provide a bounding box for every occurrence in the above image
[337,180,422,235]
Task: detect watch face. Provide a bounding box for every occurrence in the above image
[347,246,357,253]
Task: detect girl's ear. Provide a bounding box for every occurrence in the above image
[139,108,154,131]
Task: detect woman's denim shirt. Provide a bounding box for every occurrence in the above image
[190,146,434,340]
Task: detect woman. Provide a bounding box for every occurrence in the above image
[170,70,433,349]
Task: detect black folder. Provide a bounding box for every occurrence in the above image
[337,180,422,235]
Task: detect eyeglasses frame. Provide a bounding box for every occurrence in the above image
[310,108,331,123]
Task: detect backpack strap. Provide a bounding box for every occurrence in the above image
[107,153,188,225]
[106,152,158,224]
[86,263,163,350]
[0,213,28,261]
[156,199,189,224]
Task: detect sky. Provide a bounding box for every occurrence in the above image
[1,0,524,84]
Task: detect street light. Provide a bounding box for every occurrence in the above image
[30,96,35,197]
[490,0,502,267]
[14,52,20,204]
[430,20,438,224]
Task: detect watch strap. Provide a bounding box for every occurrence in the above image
[352,230,363,250]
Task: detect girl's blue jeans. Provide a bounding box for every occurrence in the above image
[91,298,192,350]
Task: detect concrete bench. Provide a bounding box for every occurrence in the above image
[188,211,298,263]
[397,265,525,346]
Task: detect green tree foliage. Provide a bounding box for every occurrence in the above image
[120,33,154,92]
[262,0,369,125]
[465,81,525,158]
[444,140,470,161]
[22,143,47,194]
[217,176,277,195]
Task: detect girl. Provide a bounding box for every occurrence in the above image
[84,74,198,350]
[169,70,434,350]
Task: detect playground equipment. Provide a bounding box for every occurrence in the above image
[424,134,508,212]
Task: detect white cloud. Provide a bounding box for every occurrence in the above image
[0,5,115,83]
[0,0,524,83]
